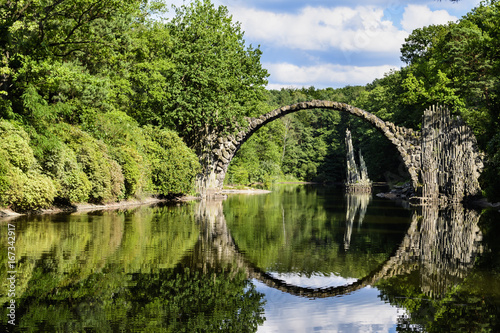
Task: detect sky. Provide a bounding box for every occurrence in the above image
[254,276,404,333]
[164,0,483,89]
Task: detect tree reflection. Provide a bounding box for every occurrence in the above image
[0,203,266,332]
[2,190,499,332]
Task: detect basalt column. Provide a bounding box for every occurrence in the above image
[345,129,372,193]
[417,105,483,204]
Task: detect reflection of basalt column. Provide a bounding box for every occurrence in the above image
[344,193,372,250]
[400,205,483,297]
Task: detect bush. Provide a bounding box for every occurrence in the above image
[0,120,57,211]
[143,126,200,196]
[2,168,57,212]
[226,164,249,185]
[44,143,92,203]
[87,112,152,198]
[0,121,36,171]
[111,146,151,198]
[54,124,125,203]
[0,150,11,206]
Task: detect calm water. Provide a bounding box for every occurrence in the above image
[1,184,499,332]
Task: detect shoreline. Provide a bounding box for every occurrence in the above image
[3,183,499,219]
[0,195,200,219]
[221,188,271,194]
[0,187,274,219]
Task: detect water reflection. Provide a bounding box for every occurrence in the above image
[376,205,492,332]
[387,205,483,297]
[0,186,497,332]
[217,189,494,332]
[344,193,371,250]
[0,204,265,332]
[205,196,483,301]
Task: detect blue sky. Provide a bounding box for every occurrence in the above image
[254,275,402,333]
[166,0,483,89]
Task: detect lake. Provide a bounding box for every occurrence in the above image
[1,184,499,332]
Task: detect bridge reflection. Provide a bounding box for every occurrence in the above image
[193,197,483,299]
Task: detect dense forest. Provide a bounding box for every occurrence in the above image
[1,0,499,212]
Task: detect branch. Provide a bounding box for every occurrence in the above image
[11,0,34,21]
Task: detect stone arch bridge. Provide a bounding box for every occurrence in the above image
[198,101,483,204]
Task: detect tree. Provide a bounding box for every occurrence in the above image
[142,0,269,152]
[0,0,158,122]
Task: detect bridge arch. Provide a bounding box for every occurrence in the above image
[202,100,421,192]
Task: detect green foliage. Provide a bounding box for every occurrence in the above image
[0,113,202,210]
[227,119,284,185]
[53,123,125,203]
[1,0,146,120]
[2,168,57,212]
[141,0,268,150]
[0,119,35,171]
[88,111,153,198]
[43,143,92,203]
[483,133,500,199]
[0,150,8,198]
[143,126,201,196]
[0,120,57,210]
[0,0,270,208]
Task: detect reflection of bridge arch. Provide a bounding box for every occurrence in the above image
[196,200,483,298]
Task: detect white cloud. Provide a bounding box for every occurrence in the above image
[230,5,408,53]
[401,5,458,32]
[264,62,397,88]
[161,1,476,89]
[268,272,357,288]
[256,282,404,333]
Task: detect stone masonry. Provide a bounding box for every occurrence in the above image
[197,101,483,204]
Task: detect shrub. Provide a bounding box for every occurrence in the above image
[87,111,152,198]
[0,120,57,211]
[0,120,36,171]
[54,123,125,203]
[3,168,57,212]
[44,143,92,203]
[0,150,10,207]
[111,146,151,198]
[143,126,200,196]
[90,111,145,147]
